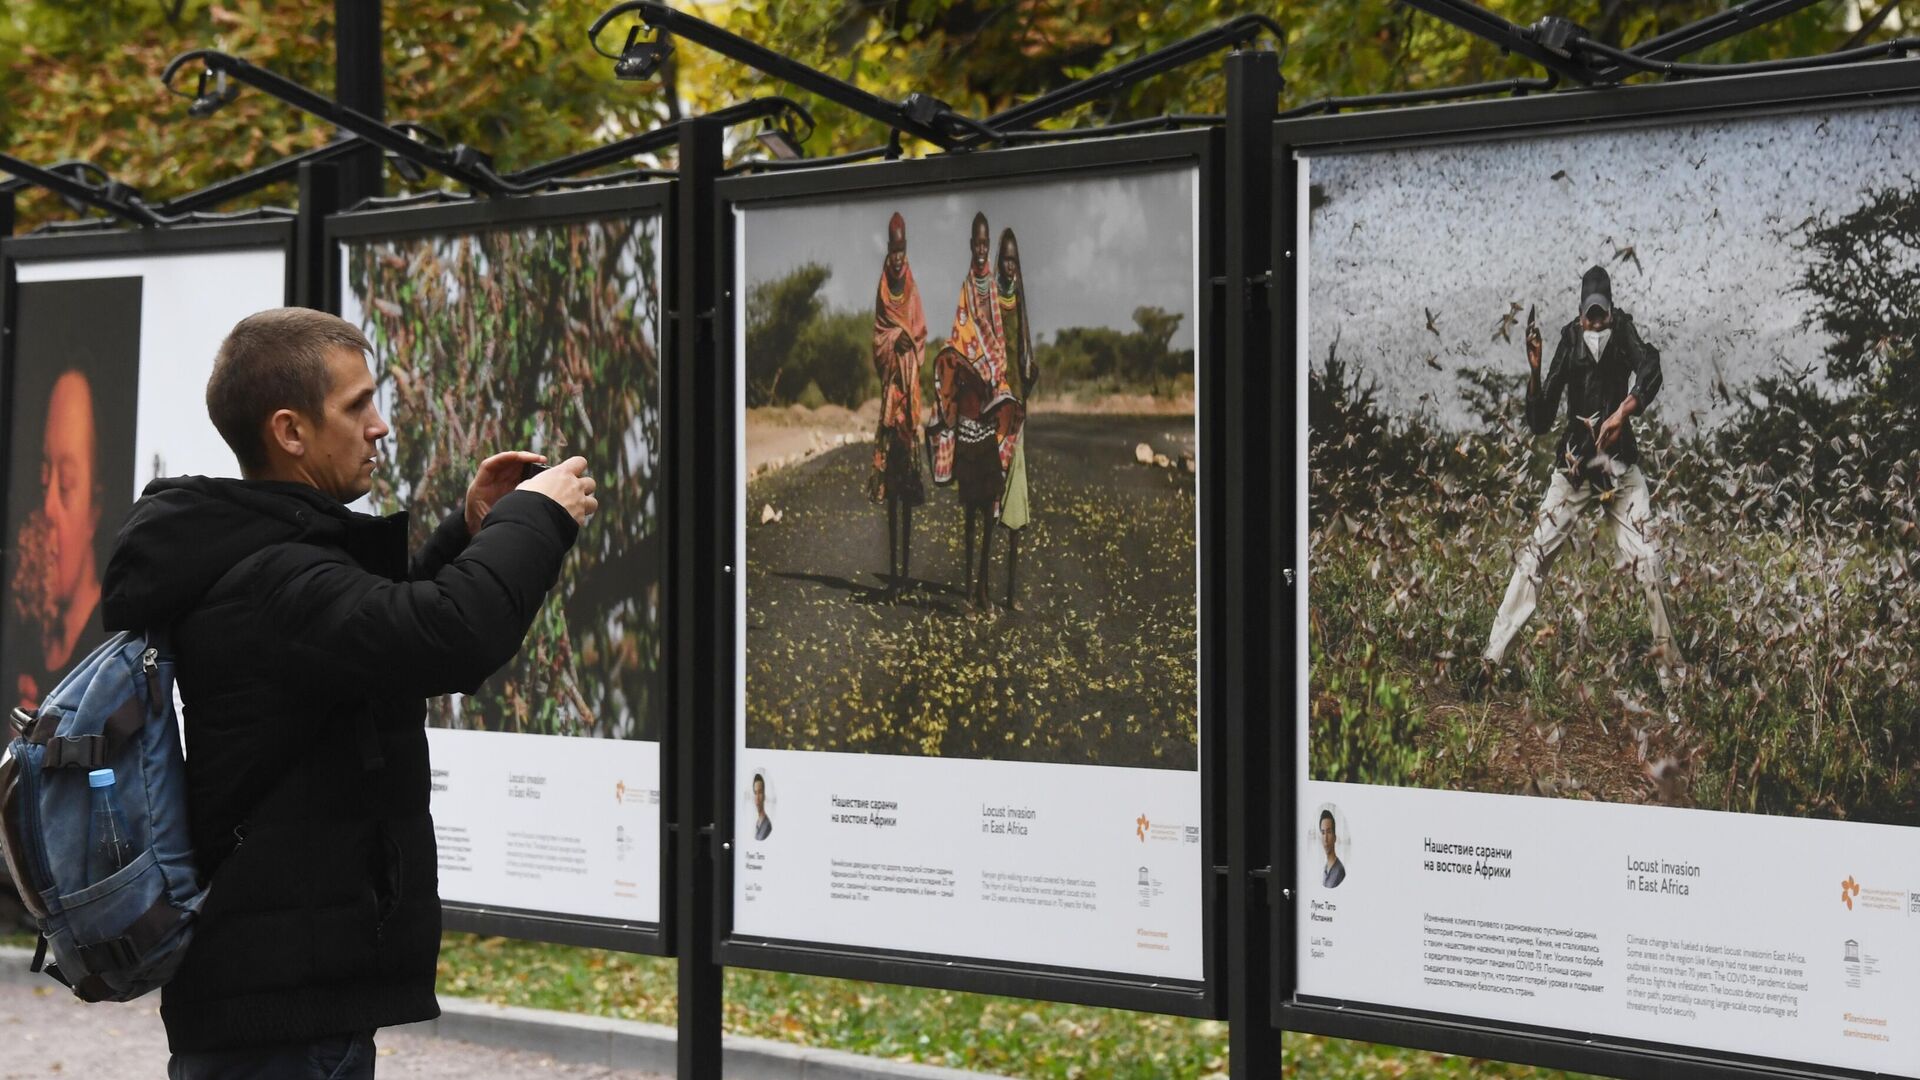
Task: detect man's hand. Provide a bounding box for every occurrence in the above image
[519,455,599,527]
[467,451,547,534]
[1598,400,1635,452]
[1525,320,1542,371]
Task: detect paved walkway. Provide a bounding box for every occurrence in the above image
[0,982,670,1080]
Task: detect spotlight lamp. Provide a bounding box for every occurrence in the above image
[754,103,815,160]
[605,24,674,82]
[754,124,803,161]
[187,68,238,119]
[388,123,449,184]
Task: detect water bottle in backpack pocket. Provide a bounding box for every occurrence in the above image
[87,769,135,883]
[0,629,206,1002]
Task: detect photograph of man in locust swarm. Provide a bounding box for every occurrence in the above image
[1305,104,1919,825]
[1479,264,1677,683]
[741,168,1200,769]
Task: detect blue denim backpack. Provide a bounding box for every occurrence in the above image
[0,630,204,1001]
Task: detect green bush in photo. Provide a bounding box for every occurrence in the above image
[348,218,664,741]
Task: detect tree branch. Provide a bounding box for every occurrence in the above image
[1845,0,1902,49]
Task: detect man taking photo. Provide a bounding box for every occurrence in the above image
[100,307,597,1079]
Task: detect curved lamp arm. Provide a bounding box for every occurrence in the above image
[161,49,533,196]
[588,2,987,149]
[0,152,166,227]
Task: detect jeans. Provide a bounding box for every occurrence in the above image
[168,1030,375,1080]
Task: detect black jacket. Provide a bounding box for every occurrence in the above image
[100,477,577,1053]
[1526,311,1664,467]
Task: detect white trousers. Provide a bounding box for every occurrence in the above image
[1483,465,1676,664]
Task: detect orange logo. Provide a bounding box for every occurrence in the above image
[616,780,627,805]
[1842,876,1861,910]
[1136,814,1150,842]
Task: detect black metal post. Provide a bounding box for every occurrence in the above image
[672,114,726,1080]
[0,190,17,633]
[295,162,344,312]
[336,0,385,209]
[1268,59,1302,1047]
[1223,46,1281,1080]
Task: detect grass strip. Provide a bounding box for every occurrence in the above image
[0,928,1598,1076]
[437,933,1596,1079]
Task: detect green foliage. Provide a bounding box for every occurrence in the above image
[348,217,664,740]
[719,0,1870,156]
[746,262,831,406]
[1699,182,1920,531]
[794,309,883,407]
[1309,642,1428,786]
[0,2,670,229]
[1040,306,1191,399]
[1307,342,1433,523]
[747,265,1191,408]
[1309,343,1920,818]
[744,263,883,409]
[4,2,1898,231]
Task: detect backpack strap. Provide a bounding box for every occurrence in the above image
[72,897,180,974]
[42,735,108,770]
[37,695,150,770]
[39,959,113,1004]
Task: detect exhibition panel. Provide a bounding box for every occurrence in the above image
[1279,61,1920,1080]
[1,222,293,717]
[714,131,1229,1014]
[330,185,672,951]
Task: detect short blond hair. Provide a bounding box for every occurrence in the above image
[206,307,372,473]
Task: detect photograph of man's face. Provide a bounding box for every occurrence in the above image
[753,774,767,817]
[2,276,141,712]
[1319,812,1337,860]
[37,371,102,633]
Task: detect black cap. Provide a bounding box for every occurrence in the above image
[1580,264,1612,319]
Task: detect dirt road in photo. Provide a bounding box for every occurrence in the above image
[746,413,1199,770]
